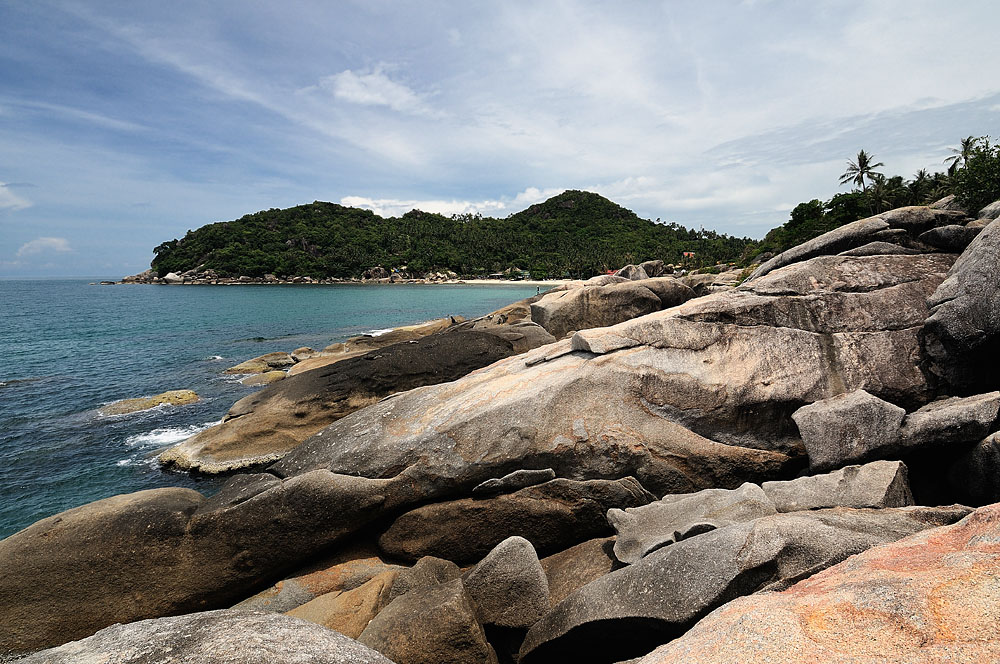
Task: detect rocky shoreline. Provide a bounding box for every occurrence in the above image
[4,198,1000,663]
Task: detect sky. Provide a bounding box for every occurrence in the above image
[1,1,998,278]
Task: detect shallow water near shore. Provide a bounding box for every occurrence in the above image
[0,279,541,539]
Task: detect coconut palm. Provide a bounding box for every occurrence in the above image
[909,168,932,203]
[944,136,979,174]
[839,149,885,192]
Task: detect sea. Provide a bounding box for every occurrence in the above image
[0,279,541,539]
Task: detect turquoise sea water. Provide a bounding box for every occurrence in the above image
[0,280,540,539]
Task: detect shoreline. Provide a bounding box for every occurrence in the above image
[103,277,573,288]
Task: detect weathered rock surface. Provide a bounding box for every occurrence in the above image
[0,471,398,655]
[951,432,1000,504]
[838,240,920,256]
[761,460,913,512]
[539,537,618,606]
[233,542,403,613]
[923,218,1000,393]
[464,536,550,630]
[387,556,462,603]
[678,270,742,296]
[272,253,951,508]
[792,390,907,471]
[378,478,655,564]
[629,277,695,309]
[608,483,776,564]
[472,468,557,497]
[898,392,1000,448]
[18,610,396,664]
[636,503,1000,664]
[747,206,965,281]
[285,569,398,638]
[225,351,296,375]
[529,281,666,338]
[160,329,524,473]
[919,223,982,252]
[518,506,972,664]
[978,198,1000,220]
[359,579,498,664]
[98,389,199,416]
[614,264,649,280]
[289,316,462,375]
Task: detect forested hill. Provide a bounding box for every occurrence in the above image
[149,191,757,279]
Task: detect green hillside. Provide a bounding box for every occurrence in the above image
[150,190,757,279]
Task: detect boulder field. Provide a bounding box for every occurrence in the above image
[4,201,1000,663]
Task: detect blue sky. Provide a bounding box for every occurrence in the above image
[1,1,998,277]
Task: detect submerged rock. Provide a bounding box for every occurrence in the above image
[225,351,296,375]
[98,389,199,416]
[637,503,1000,664]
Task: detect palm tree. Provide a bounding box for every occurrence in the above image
[944,136,979,174]
[839,149,885,191]
[909,168,932,203]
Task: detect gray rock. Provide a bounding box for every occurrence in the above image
[539,537,618,606]
[918,224,982,252]
[388,556,462,603]
[359,579,498,664]
[923,218,1000,393]
[614,264,649,280]
[977,198,1000,220]
[607,483,776,564]
[930,194,965,212]
[748,206,965,281]
[761,460,914,512]
[640,260,666,277]
[838,241,921,256]
[162,271,183,284]
[529,281,664,338]
[378,478,654,564]
[19,609,395,664]
[463,536,549,629]
[629,277,695,309]
[472,469,557,497]
[898,392,1000,449]
[792,390,906,471]
[518,506,972,664]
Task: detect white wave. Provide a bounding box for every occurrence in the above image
[124,421,218,449]
[207,355,224,361]
[366,328,396,337]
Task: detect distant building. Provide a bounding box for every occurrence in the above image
[683,251,696,258]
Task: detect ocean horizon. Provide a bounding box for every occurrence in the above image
[0,279,540,538]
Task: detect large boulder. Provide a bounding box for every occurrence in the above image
[270,253,952,506]
[225,351,296,375]
[358,579,498,664]
[18,610,395,664]
[636,503,1000,664]
[529,281,666,338]
[614,264,649,280]
[387,556,462,603]
[791,390,906,471]
[923,218,1000,394]
[285,569,398,638]
[539,537,618,606]
[159,329,525,473]
[463,536,550,630]
[761,460,913,512]
[472,468,557,497]
[950,432,1000,504]
[607,483,776,564]
[747,206,965,281]
[0,471,400,654]
[518,506,972,664]
[377,478,655,564]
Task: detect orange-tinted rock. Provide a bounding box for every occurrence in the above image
[285,569,398,638]
[637,503,1000,663]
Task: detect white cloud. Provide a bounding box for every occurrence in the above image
[16,237,73,257]
[340,195,507,219]
[0,183,32,211]
[321,65,432,115]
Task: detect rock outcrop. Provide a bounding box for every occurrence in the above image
[159,329,528,473]
[18,610,396,664]
[518,506,972,664]
[761,460,913,512]
[923,218,1000,393]
[636,503,1000,664]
